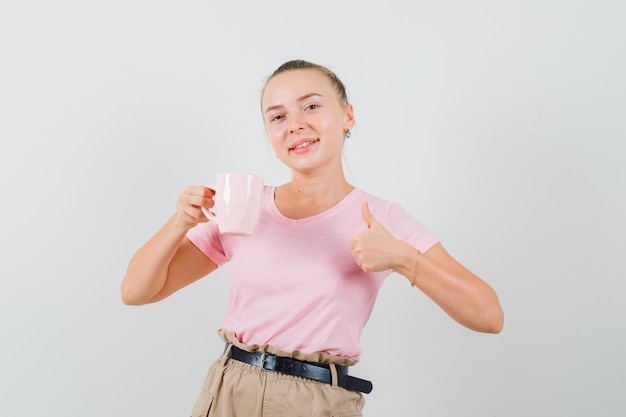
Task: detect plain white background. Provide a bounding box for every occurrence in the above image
[1,1,624,416]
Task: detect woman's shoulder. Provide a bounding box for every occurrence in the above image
[352,188,398,210]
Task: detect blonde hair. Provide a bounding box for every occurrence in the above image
[262,59,349,105]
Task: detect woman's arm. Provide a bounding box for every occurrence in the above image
[350,202,504,333]
[121,186,218,305]
[392,241,503,333]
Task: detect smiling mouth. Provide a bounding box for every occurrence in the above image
[289,139,319,151]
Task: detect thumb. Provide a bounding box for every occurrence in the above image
[361,201,378,229]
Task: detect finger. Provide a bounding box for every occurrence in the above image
[200,186,216,208]
[184,185,213,195]
[361,201,380,229]
[361,202,372,228]
[349,237,355,251]
[183,186,215,206]
[175,202,208,227]
[180,194,214,211]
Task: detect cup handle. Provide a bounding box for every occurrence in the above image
[201,184,218,223]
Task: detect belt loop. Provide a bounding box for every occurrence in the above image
[220,343,233,366]
[329,363,339,389]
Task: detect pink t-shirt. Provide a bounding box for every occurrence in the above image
[187,187,438,360]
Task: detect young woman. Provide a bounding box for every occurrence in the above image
[121,60,504,417]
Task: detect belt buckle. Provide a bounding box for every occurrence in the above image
[259,353,267,369]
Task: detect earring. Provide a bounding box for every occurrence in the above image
[344,130,351,139]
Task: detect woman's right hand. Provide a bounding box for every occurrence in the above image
[121,185,219,305]
[174,185,216,230]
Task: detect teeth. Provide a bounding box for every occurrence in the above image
[294,141,314,149]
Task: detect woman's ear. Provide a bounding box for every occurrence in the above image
[344,104,355,131]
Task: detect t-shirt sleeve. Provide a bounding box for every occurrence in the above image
[185,221,230,266]
[383,202,439,253]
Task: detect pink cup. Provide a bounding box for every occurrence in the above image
[202,172,264,236]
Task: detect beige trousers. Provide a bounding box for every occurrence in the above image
[191,332,365,417]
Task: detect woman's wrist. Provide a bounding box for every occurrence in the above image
[392,241,422,285]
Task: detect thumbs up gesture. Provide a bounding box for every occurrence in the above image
[350,202,403,273]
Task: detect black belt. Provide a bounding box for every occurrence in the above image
[226,345,373,394]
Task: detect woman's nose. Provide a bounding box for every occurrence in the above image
[288,114,305,134]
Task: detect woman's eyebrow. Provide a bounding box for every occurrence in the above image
[264,93,323,115]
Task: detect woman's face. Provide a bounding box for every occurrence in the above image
[261,69,354,176]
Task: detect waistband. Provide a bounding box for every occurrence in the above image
[218,329,358,366]
[225,344,373,394]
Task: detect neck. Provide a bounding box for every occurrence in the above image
[282,169,354,203]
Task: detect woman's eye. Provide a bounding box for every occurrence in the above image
[306,104,318,111]
[271,114,284,122]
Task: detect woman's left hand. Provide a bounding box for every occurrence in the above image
[350,203,504,333]
[350,202,408,273]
